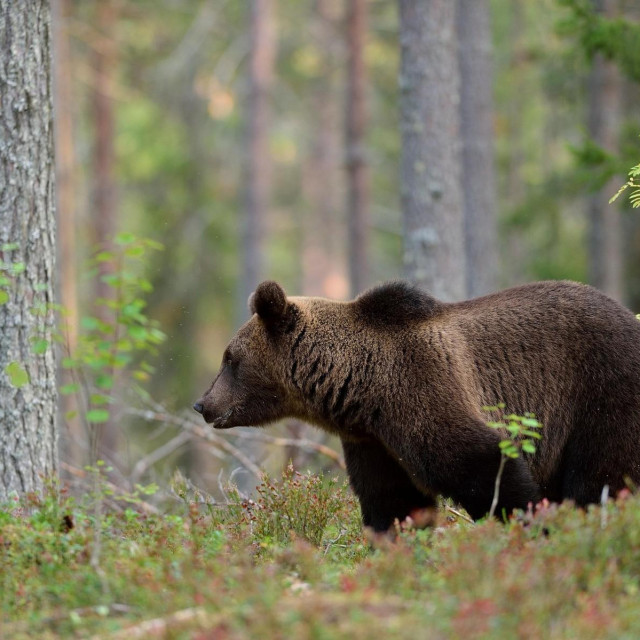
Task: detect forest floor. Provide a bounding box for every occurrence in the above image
[2,465,640,639]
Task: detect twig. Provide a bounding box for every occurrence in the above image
[128,408,264,481]
[444,505,474,524]
[61,462,160,514]
[224,430,345,469]
[91,606,215,640]
[489,455,507,519]
[130,431,191,483]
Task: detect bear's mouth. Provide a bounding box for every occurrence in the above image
[209,407,234,429]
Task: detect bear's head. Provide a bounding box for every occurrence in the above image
[193,281,304,428]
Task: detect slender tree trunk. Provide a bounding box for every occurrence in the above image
[91,0,119,463]
[346,0,369,297]
[457,0,498,298]
[240,0,275,321]
[587,0,623,301]
[92,0,117,297]
[398,0,466,301]
[302,0,342,298]
[0,0,58,500]
[52,0,78,350]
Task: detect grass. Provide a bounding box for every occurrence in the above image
[3,470,640,639]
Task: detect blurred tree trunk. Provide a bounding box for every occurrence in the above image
[0,0,58,500]
[302,0,342,298]
[587,0,623,301]
[398,0,466,301]
[91,0,119,461]
[52,0,78,350]
[52,0,82,466]
[345,0,370,297]
[457,0,497,297]
[240,0,275,320]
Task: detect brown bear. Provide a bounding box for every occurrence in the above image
[193,279,640,531]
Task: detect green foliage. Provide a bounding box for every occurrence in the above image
[4,361,29,388]
[558,0,640,81]
[610,159,640,209]
[236,464,357,549]
[484,406,543,518]
[5,474,640,637]
[60,235,165,438]
[485,406,543,459]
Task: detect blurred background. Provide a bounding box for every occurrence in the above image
[51,0,640,497]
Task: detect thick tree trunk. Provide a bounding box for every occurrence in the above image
[240,0,275,321]
[457,0,498,297]
[0,0,58,500]
[399,0,466,301]
[346,0,370,296]
[587,0,623,301]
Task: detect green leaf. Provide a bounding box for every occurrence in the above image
[90,394,110,406]
[1,242,19,251]
[522,441,537,454]
[0,290,8,305]
[94,251,114,263]
[11,262,25,275]
[143,238,164,251]
[95,374,114,390]
[31,338,48,354]
[125,245,145,258]
[80,316,101,331]
[5,362,29,388]
[60,383,79,395]
[86,409,110,423]
[115,232,136,245]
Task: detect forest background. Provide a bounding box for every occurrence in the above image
[42,0,640,494]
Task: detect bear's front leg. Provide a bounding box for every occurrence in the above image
[341,435,437,532]
[386,419,541,521]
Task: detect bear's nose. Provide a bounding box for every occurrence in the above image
[193,402,204,414]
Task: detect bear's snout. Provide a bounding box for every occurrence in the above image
[193,401,204,414]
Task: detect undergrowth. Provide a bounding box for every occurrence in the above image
[3,471,640,639]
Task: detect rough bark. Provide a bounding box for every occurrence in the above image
[398,0,465,302]
[587,0,623,301]
[240,0,275,321]
[457,0,498,297]
[0,0,58,500]
[346,0,370,296]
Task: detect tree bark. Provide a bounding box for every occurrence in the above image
[587,0,623,301]
[0,0,58,500]
[346,0,370,296]
[399,0,466,301]
[240,0,275,321]
[457,0,498,297]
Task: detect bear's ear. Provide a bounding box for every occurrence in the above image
[249,281,288,328]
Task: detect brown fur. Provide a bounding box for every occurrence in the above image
[195,280,640,531]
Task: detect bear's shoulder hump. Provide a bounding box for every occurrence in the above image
[353,281,440,326]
